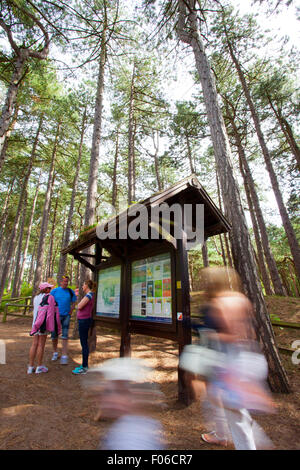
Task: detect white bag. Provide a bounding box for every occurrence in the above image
[179,343,224,377]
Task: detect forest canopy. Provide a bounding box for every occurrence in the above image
[0,0,299,306]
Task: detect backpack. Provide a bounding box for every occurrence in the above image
[67,287,74,302]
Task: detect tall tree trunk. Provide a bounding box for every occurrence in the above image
[216,171,233,268]
[201,241,209,267]
[32,122,60,295]
[28,238,38,286]
[152,130,163,191]
[280,116,300,171]
[78,23,108,326]
[177,0,290,392]
[0,176,16,253]
[216,173,227,266]
[6,237,19,293]
[227,114,286,296]
[57,107,87,284]
[128,61,136,205]
[11,190,28,298]
[240,162,273,295]
[46,193,59,279]
[225,36,300,280]
[15,172,41,296]
[185,132,195,174]
[224,232,233,267]
[0,114,42,303]
[0,52,28,154]
[267,97,300,171]
[84,30,106,227]
[112,127,119,209]
[0,104,19,175]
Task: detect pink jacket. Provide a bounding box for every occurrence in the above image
[30,294,61,336]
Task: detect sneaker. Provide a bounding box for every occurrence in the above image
[60,355,68,365]
[51,352,59,361]
[35,365,48,374]
[72,366,88,375]
[27,366,35,374]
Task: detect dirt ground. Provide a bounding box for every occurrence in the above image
[0,296,299,451]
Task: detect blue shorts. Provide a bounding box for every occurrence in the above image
[51,314,70,340]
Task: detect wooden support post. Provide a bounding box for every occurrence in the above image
[89,242,102,353]
[120,253,131,357]
[176,218,192,405]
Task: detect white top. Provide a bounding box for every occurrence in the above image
[32,293,45,326]
[101,414,164,450]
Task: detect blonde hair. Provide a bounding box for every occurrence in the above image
[199,266,243,300]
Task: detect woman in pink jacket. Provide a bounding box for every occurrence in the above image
[28,282,61,374]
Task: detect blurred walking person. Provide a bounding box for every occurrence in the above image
[82,358,165,450]
[200,267,275,450]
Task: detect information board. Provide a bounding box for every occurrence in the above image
[96,265,121,318]
[131,253,172,323]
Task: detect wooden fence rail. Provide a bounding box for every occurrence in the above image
[2,297,33,323]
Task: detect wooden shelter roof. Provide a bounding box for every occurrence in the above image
[61,174,231,264]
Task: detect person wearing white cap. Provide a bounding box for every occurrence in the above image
[27,282,60,374]
[83,358,165,450]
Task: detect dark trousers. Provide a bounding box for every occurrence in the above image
[78,317,92,368]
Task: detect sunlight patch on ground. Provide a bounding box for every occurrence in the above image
[1,404,36,417]
[15,332,31,338]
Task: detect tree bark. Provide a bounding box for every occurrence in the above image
[6,235,19,293]
[0,114,42,303]
[234,126,286,296]
[239,160,273,295]
[128,61,136,205]
[201,241,209,267]
[185,131,195,174]
[0,103,19,175]
[225,36,300,280]
[15,171,41,297]
[32,122,60,295]
[0,176,16,252]
[112,127,119,209]
[27,238,37,285]
[224,232,233,267]
[0,52,28,153]
[84,29,107,228]
[267,97,300,171]
[152,130,163,191]
[46,193,59,279]
[57,108,86,284]
[225,112,284,295]
[177,0,290,392]
[11,190,28,298]
[0,5,50,154]
[78,21,108,328]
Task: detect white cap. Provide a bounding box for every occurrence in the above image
[89,357,151,382]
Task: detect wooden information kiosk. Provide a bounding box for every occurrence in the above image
[62,175,231,403]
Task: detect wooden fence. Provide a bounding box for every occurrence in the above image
[1,296,33,323]
[1,296,299,356]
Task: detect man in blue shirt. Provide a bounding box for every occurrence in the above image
[51,275,77,364]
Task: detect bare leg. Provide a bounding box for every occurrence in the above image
[29,336,39,367]
[36,335,47,367]
[52,338,58,353]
